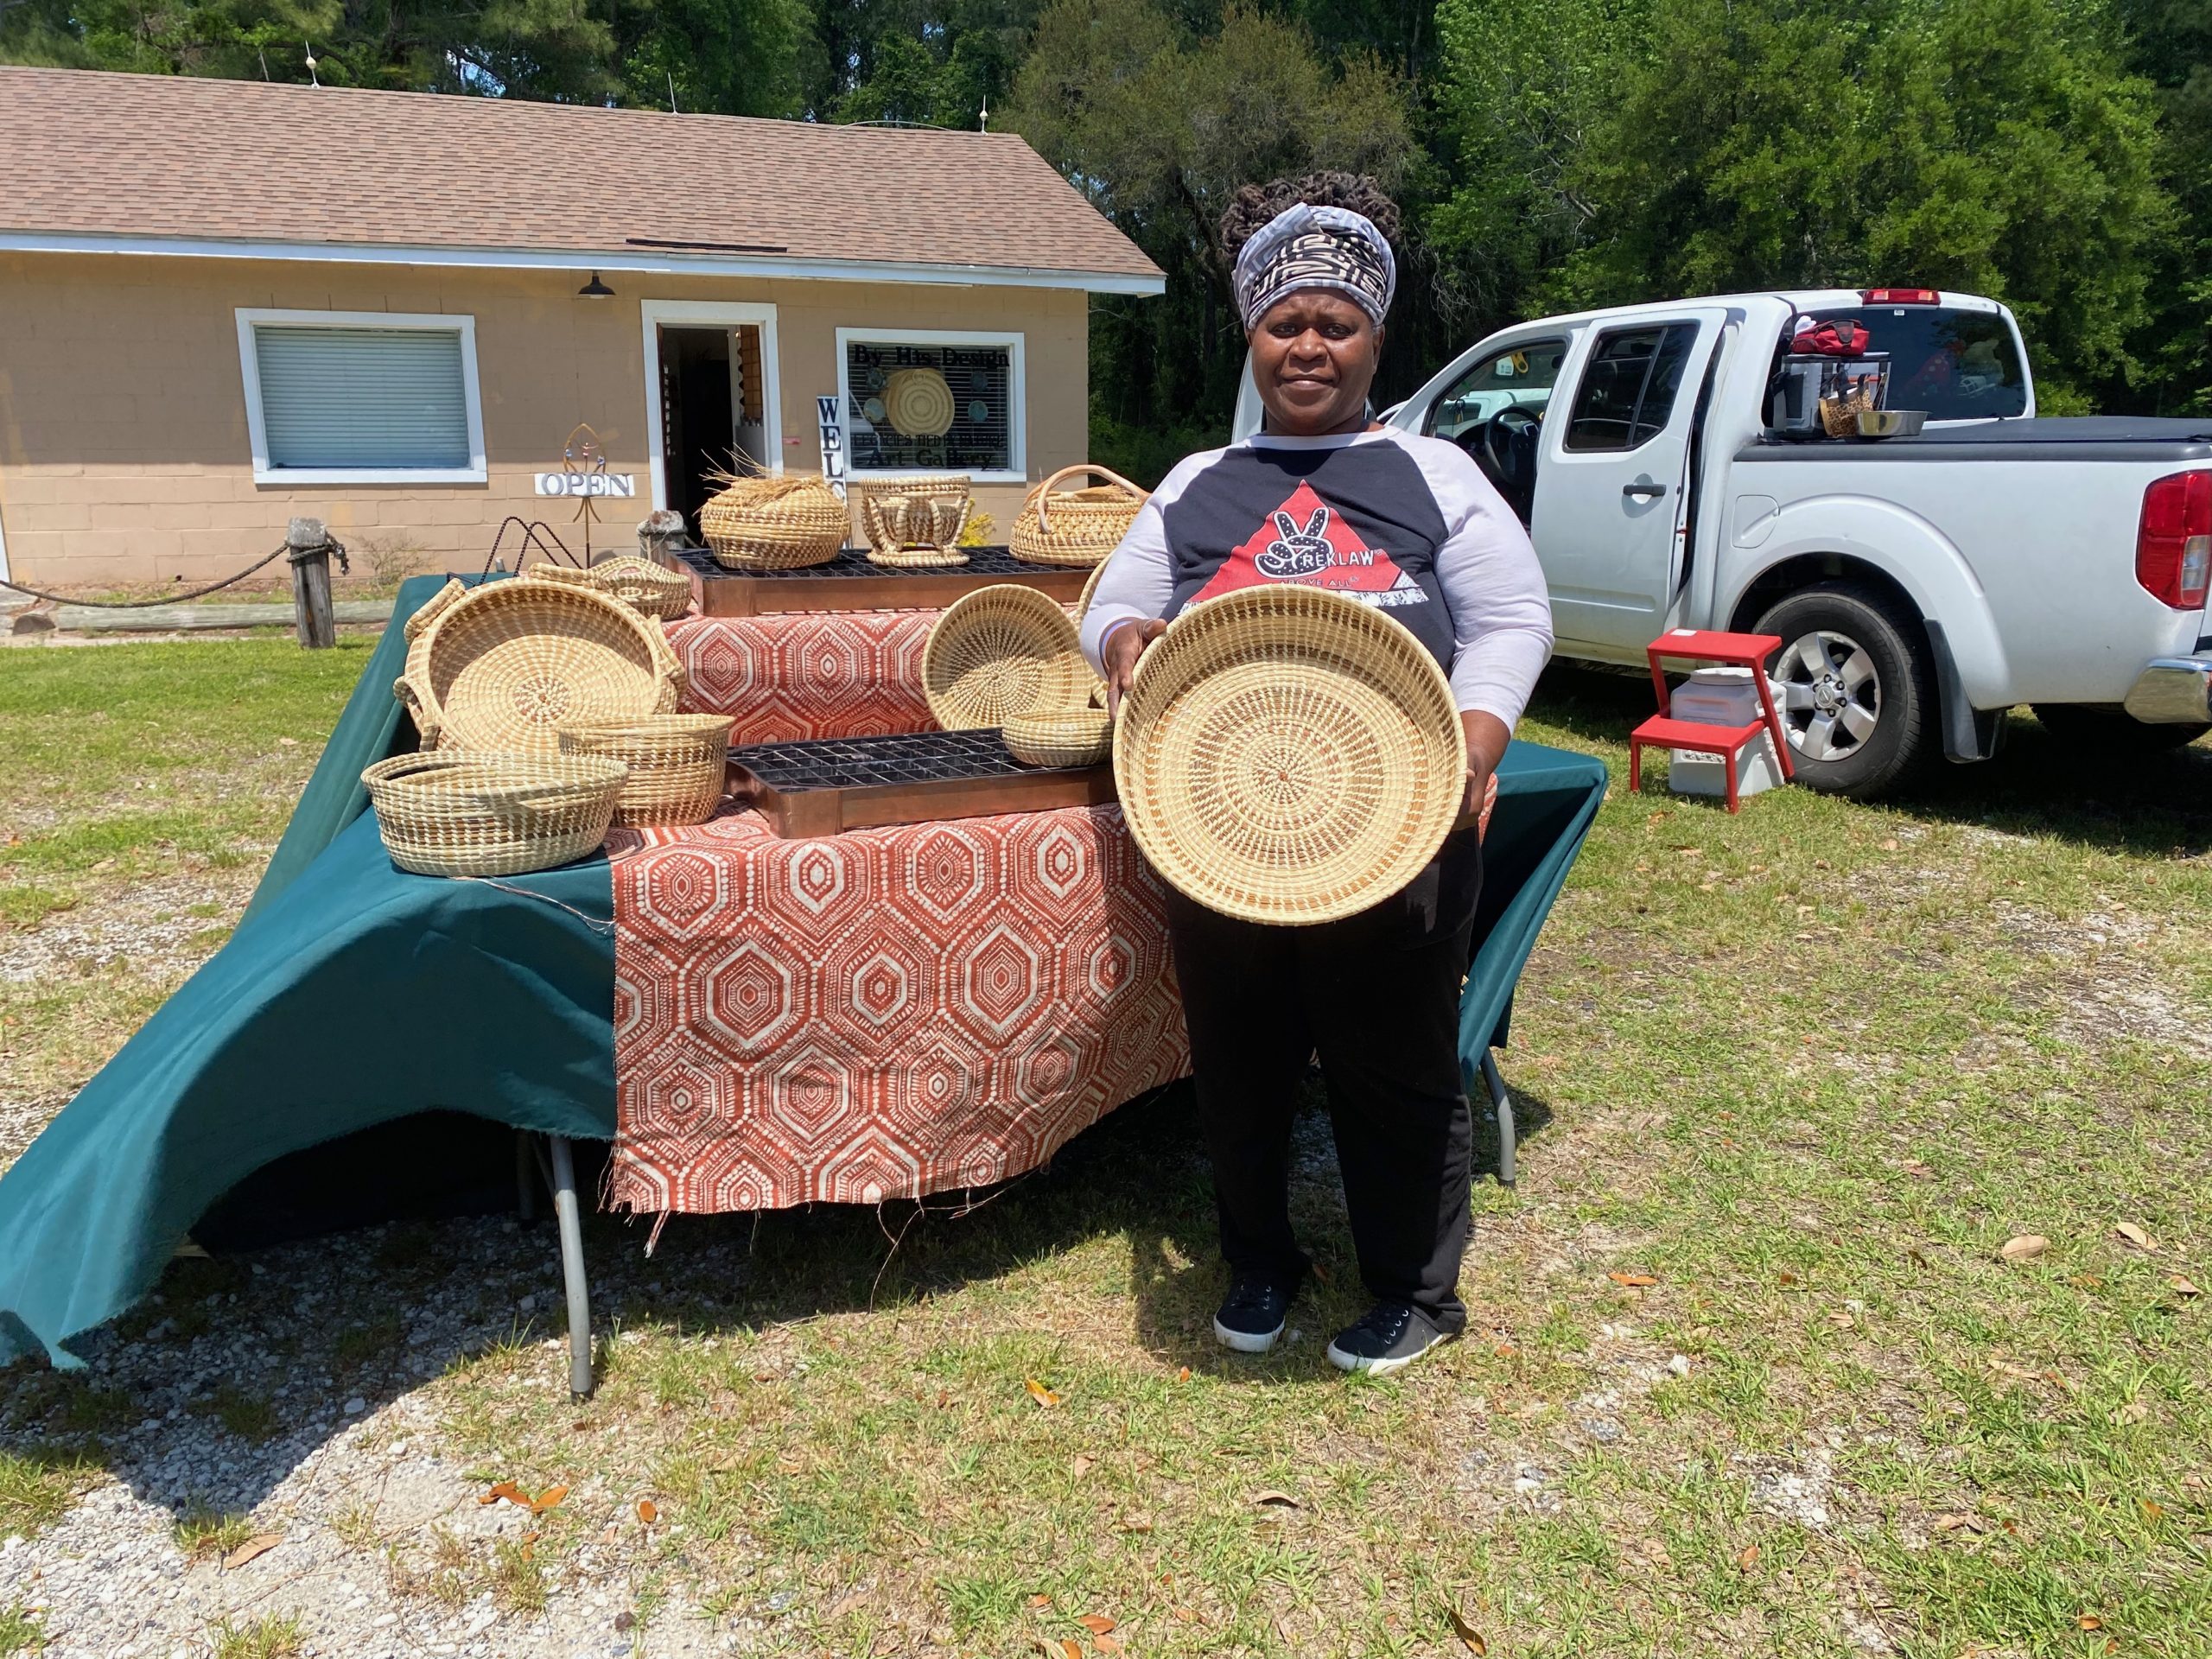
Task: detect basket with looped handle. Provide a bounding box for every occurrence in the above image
[362,751,629,878]
[1003,708,1113,768]
[1011,464,1150,568]
[557,714,734,827]
[922,584,1091,732]
[1114,584,1464,925]
[525,556,691,622]
[395,578,685,755]
[699,475,850,570]
[857,475,972,567]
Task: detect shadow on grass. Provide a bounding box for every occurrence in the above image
[1526,661,2212,856]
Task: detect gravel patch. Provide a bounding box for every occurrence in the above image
[0,872,251,990]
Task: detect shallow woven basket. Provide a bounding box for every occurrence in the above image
[868,541,970,569]
[362,751,627,878]
[857,476,971,562]
[1003,708,1113,768]
[557,714,733,827]
[923,584,1092,731]
[699,476,849,570]
[1011,464,1149,568]
[1115,585,1463,925]
[525,556,691,622]
[396,578,684,754]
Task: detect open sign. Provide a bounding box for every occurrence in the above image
[535,473,637,498]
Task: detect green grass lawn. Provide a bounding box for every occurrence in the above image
[1,638,2208,1656]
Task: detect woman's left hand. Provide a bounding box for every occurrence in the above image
[1459,709,1510,830]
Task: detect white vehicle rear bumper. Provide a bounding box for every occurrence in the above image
[2125,652,2212,723]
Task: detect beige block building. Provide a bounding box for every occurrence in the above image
[0,68,1162,590]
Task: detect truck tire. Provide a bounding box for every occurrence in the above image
[2033,703,2211,753]
[1752,583,1934,798]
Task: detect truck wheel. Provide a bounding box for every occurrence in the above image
[2033,704,2210,753]
[1752,583,1933,798]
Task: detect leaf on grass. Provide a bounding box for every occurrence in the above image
[1311,1262,1332,1285]
[530,1484,568,1515]
[2113,1223,2153,1251]
[2141,1499,2165,1521]
[1932,1513,1986,1534]
[480,1480,529,1507]
[1736,1543,1759,1572]
[1032,1639,1080,1659]
[1608,1272,1658,1288]
[1493,1342,1517,1358]
[1250,1490,1300,1509]
[1446,1605,1488,1654]
[2077,1615,2104,1630]
[1998,1235,2050,1262]
[1120,1511,1156,1534]
[2113,1401,2149,1426]
[1077,1614,1116,1635]
[1028,1593,1053,1610]
[1070,1454,1095,1481]
[636,1499,658,1524]
[1879,837,1899,851]
[1172,1606,1201,1624]
[1025,1376,1062,1408]
[1096,1634,1122,1654]
[1176,1366,1192,1382]
[2168,1274,2201,1298]
[1777,1271,1798,1287]
[221,1533,283,1571]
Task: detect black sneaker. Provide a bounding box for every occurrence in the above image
[1213,1273,1296,1354]
[1326,1301,1455,1376]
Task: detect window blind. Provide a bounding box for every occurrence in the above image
[252,325,473,471]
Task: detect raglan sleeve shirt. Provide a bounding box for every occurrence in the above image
[1079,431,1554,731]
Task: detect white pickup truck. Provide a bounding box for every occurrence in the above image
[1237,288,2212,795]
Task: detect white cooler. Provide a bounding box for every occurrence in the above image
[1669,665,1785,798]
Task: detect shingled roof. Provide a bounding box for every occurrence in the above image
[0,67,1163,291]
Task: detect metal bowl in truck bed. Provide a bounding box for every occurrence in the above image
[662,545,1090,617]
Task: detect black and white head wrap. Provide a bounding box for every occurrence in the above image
[1231,203,1397,333]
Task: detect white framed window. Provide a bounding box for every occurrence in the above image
[234,308,487,485]
[835,327,1025,483]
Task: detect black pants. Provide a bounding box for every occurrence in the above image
[1162,830,1484,1332]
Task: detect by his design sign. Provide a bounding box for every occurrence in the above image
[535,473,637,499]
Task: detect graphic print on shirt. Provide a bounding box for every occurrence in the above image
[1189,480,1431,611]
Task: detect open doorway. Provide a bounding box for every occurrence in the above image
[642,302,782,538]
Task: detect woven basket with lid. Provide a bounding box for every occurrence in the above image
[923,584,1091,731]
[363,751,628,877]
[1114,585,1463,925]
[1011,465,1149,568]
[525,556,691,622]
[557,714,733,827]
[395,578,684,754]
[699,476,849,570]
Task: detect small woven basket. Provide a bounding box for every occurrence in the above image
[1819,386,1877,439]
[923,584,1092,731]
[396,578,684,754]
[857,476,972,564]
[1115,584,1463,925]
[1011,465,1149,567]
[1003,708,1113,768]
[557,714,733,827]
[700,475,849,570]
[363,751,628,878]
[525,556,690,622]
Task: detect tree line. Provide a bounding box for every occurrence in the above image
[6,0,2207,480]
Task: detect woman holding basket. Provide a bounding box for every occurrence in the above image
[1080,174,1554,1375]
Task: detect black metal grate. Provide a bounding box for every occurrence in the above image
[732,728,1094,788]
[671,545,1072,582]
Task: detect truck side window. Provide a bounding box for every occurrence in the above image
[1564,324,1697,452]
[1421,340,1568,442]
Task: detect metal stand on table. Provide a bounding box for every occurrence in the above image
[1479,1051,1517,1188]
[518,1131,594,1398]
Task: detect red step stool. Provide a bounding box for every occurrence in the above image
[1627,629,1794,812]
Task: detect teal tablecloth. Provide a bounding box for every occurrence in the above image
[0,576,1605,1368]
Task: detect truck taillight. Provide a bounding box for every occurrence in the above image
[1861,287,1941,304]
[2137,471,2212,609]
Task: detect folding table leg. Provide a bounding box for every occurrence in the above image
[546,1135,594,1399]
[1479,1050,1516,1188]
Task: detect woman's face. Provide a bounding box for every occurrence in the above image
[1249,289,1382,436]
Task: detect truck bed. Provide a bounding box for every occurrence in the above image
[1736,416,2212,464]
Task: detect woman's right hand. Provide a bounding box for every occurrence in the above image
[1102,618,1167,719]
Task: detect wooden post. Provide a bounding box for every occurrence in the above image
[287,517,337,649]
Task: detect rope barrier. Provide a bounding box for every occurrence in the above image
[0,541,300,608]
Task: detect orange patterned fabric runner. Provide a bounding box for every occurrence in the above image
[669,611,936,742]
[607,804,1192,1215]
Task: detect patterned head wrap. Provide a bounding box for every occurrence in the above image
[1231,203,1397,332]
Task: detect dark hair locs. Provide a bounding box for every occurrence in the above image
[1217,172,1402,259]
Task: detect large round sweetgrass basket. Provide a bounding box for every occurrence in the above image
[525,557,691,622]
[557,714,733,828]
[395,578,684,754]
[699,475,849,570]
[1114,585,1463,925]
[362,751,628,878]
[922,584,1091,732]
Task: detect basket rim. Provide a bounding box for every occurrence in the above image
[921,582,1087,730]
[1111,585,1461,925]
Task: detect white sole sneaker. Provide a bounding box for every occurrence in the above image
[1213,1316,1284,1354]
[1327,1325,1452,1376]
